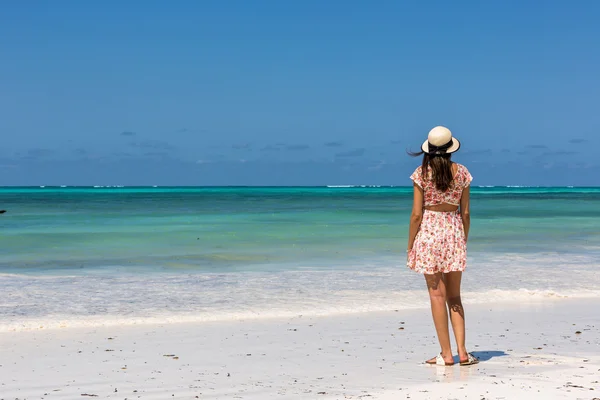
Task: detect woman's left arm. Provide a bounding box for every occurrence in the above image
[407,183,424,251]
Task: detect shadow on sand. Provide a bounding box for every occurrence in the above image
[470,350,509,362]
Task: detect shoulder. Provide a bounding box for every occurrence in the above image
[410,165,424,186]
[410,165,423,177]
[454,163,468,174]
[454,163,473,183]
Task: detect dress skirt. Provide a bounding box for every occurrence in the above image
[407,210,467,274]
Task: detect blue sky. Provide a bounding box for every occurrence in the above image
[1,1,599,186]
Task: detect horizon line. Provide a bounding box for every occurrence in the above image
[1,185,599,189]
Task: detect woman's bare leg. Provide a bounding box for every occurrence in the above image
[425,273,453,364]
[444,271,468,361]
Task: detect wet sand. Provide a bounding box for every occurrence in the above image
[1,298,598,399]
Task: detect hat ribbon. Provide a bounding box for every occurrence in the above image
[427,139,454,155]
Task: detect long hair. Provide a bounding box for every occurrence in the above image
[408,150,454,192]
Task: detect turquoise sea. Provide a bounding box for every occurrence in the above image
[1,186,599,331]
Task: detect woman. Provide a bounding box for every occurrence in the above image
[407,126,478,366]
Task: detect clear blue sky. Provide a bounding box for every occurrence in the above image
[1,1,599,186]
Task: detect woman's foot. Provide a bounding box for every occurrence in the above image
[459,352,479,366]
[425,352,454,366]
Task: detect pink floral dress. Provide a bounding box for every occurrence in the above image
[407,164,473,274]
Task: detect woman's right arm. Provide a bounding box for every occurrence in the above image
[407,183,424,251]
[460,185,470,242]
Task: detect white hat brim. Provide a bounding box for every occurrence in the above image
[421,137,461,154]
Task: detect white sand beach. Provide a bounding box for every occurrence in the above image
[1,298,598,400]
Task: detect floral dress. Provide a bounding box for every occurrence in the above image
[407,164,473,274]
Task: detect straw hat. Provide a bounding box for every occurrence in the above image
[421,126,461,154]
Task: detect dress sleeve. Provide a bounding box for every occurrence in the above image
[462,166,473,188]
[410,167,423,188]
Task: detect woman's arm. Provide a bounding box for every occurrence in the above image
[459,185,470,241]
[407,183,424,250]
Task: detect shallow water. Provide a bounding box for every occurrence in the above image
[1,186,599,330]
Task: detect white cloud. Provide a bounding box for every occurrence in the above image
[367,160,386,171]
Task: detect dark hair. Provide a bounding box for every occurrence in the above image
[408,150,454,192]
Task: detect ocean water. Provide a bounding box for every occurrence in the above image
[1,186,599,331]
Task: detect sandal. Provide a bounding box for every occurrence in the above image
[459,353,479,366]
[425,353,455,366]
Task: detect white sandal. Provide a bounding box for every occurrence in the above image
[425,353,454,366]
[459,353,479,366]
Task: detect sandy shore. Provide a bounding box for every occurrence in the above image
[1,298,598,400]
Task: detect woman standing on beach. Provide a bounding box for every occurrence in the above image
[407,126,479,366]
